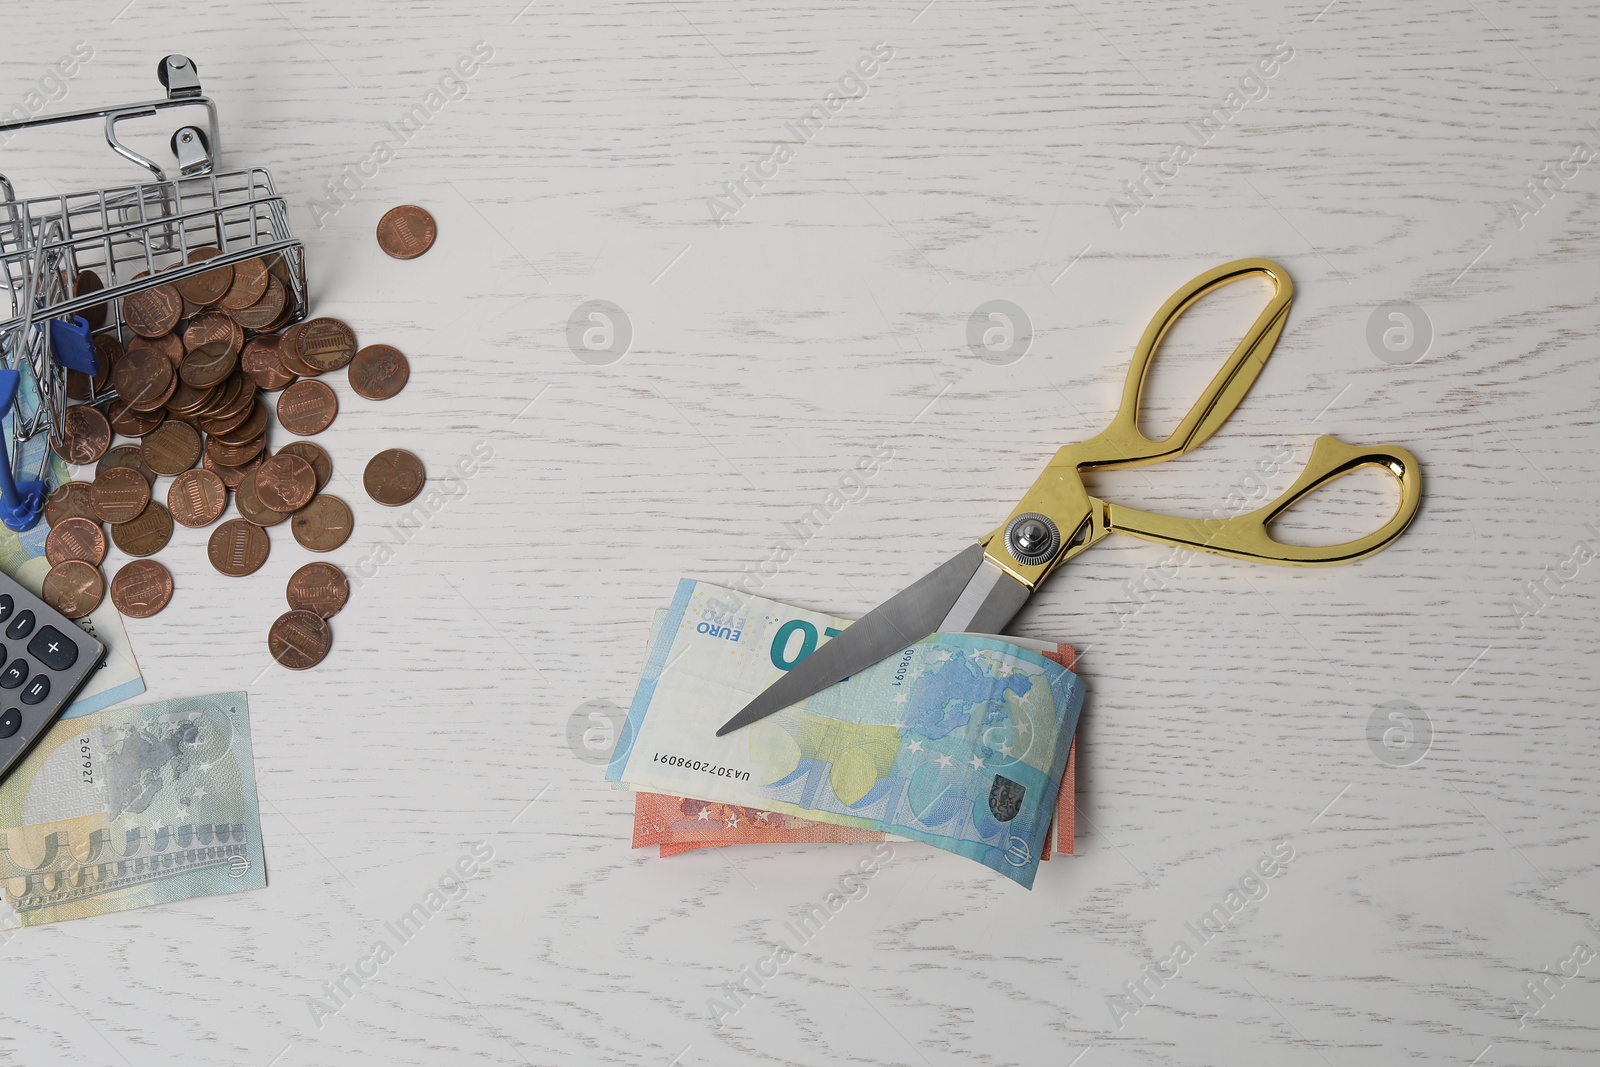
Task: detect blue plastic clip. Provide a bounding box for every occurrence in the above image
[48,315,99,375]
[0,371,46,532]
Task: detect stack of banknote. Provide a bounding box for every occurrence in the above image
[607,580,1086,889]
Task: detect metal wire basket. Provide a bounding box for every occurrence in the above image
[0,54,305,530]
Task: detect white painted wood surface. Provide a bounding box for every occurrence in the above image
[3,2,1599,1064]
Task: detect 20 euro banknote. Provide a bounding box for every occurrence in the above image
[608,580,1085,888]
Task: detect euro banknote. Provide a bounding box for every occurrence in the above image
[608,580,1085,888]
[0,691,267,929]
[634,790,891,851]
[636,644,1078,858]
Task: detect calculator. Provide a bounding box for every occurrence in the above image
[0,568,107,788]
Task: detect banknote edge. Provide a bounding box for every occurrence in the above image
[61,674,147,720]
[606,578,697,782]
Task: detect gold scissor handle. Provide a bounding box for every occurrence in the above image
[1068,257,1294,471]
[1102,435,1424,565]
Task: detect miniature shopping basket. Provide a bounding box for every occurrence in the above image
[0,55,305,531]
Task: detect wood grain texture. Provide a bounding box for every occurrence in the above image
[2,1,1598,1064]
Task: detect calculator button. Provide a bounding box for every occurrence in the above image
[0,709,18,739]
[28,627,78,671]
[0,594,12,622]
[6,610,34,640]
[0,660,26,689]
[19,675,48,705]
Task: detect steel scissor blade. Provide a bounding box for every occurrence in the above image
[715,543,1033,736]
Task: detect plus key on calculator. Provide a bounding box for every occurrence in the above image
[0,570,107,788]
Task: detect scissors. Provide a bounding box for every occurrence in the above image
[718,257,1423,737]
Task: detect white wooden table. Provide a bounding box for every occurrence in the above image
[4,2,1598,1064]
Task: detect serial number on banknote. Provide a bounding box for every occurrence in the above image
[650,752,752,781]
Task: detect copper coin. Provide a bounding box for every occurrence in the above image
[277,344,321,378]
[65,370,94,401]
[277,379,338,436]
[192,376,240,421]
[208,519,270,577]
[68,335,119,399]
[167,468,228,527]
[192,371,247,421]
[217,257,269,310]
[276,442,331,492]
[111,501,173,557]
[230,275,286,330]
[45,516,107,566]
[91,333,122,380]
[206,377,262,428]
[127,332,185,368]
[184,311,245,359]
[98,444,155,484]
[377,205,437,259]
[174,246,233,306]
[210,399,270,445]
[112,347,176,411]
[255,454,318,513]
[200,389,260,438]
[107,402,163,438]
[166,378,217,417]
[180,339,237,389]
[53,405,112,465]
[265,292,298,331]
[182,316,233,358]
[139,420,203,476]
[277,323,321,377]
[291,494,353,552]
[45,481,97,526]
[204,448,266,490]
[91,467,152,524]
[205,432,266,468]
[264,251,293,288]
[268,609,332,669]
[364,448,425,506]
[286,562,349,618]
[42,560,104,619]
[75,269,109,330]
[139,371,177,412]
[243,336,296,390]
[297,318,357,373]
[110,559,174,618]
[235,469,290,527]
[348,344,410,401]
[121,282,182,338]
[108,402,163,438]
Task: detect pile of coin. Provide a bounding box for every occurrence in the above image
[50,233,424,670]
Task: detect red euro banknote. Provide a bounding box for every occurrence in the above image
[636,644,1078,858]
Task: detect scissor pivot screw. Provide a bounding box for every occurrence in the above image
[1005,513,1060,567]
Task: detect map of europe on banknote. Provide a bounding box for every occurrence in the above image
[608,580,1085,888]
[0,692,267,928]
